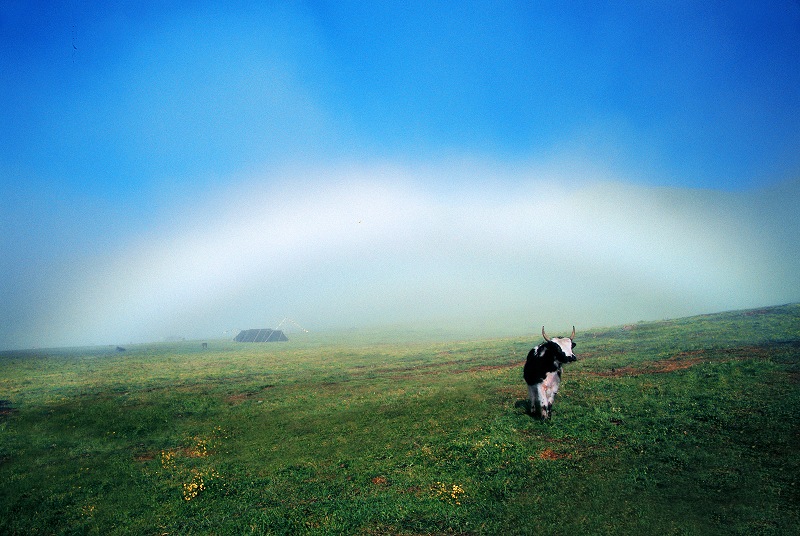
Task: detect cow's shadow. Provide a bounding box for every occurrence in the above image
[514,398,555,421]
[514,399,537,417]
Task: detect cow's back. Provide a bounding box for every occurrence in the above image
[523,343,560,385]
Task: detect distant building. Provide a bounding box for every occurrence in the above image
[234,329,288,342]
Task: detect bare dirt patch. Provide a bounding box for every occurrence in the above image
[534,448,572,461]
[0,400,16,419]
[743,309,771,316]
[225,386,275,404]
[390,359,522,381]
[591,355,707,378]
[586,346,773,377]
[226,393,254,404]
[464,362,522,374]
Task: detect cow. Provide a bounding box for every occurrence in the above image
[523,326,577,419]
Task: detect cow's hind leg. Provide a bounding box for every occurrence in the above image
[528,383,550,419]
[527,384,537,415]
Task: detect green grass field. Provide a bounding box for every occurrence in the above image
[1,304,798,535]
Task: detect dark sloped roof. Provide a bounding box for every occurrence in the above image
[234,329,288,342]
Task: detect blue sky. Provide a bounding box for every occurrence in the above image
[2,1,800,349]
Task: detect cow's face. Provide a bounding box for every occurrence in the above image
[551,337,577,363]
[541,326,577,363]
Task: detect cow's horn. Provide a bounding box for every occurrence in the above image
[570,326,576,339]
[542,326,550,342]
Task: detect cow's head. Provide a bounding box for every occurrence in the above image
[541,326,577,363]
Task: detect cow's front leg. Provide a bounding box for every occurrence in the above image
[546,385,559,412]
[541,393,556,419]
[542,372,561,417]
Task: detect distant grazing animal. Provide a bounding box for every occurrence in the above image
[523,326,577,419]
[202,342,208,349]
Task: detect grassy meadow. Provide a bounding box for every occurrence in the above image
[1,304,799,535]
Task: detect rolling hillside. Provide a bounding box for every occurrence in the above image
[1,304,798,534]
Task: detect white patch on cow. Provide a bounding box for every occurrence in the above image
[542,371,561,401]
[551,337,574,358]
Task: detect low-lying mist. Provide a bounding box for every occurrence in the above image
[4,163,799,349]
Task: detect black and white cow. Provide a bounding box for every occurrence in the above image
[523,326,577,419]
